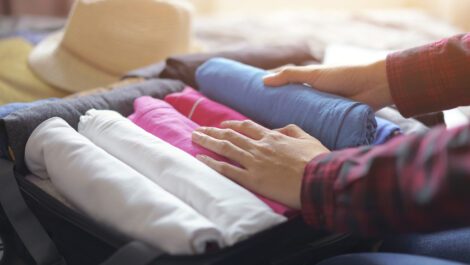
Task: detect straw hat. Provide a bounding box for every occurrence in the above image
[29,0,198,92]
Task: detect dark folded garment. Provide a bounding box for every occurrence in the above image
[196,58,376,150]
[0,98,60,159]
[0,98,60,119]
[126,43,319,88]
[126,62,166,80]
[0,79,185,173]
[414,112,446,128]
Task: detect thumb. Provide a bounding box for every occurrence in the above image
[263,67,309,87]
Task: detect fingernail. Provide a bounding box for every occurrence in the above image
[195,126,207,132]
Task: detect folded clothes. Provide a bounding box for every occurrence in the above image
[374,117,402,144]
[376,107,429,135]
[0,98,59,159]
[129,96,226,160]
[126,43,319,88]
[78,109,286,246]
[0,132,7,161]
[1,79,185,173]
[413,111,446,128]
[196,58,376,150]
[0,98,59,118]
[164,87,248,127]
[25,117,223,255]
[132,95,293,216]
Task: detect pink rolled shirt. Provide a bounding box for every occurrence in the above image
[164,87,248,127]
[128,96,223,160]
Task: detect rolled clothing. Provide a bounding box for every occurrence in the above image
[164,87,248,127]
[126,43,319,88]
[165,88,401,146]
[129,96,226,160]
[196,58,376,150]
[374,117,402,144]
[0,98,59,118]
[1,78,185,173]
[25,117,223,255]
[78,109,286,246]
[0,98,59,160]
[131,95,294,216]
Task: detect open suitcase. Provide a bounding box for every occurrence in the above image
[0,77,365,265]
[0,44,369,265]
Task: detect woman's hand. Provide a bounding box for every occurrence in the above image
[263,60,392,111]
[191,120,330,209]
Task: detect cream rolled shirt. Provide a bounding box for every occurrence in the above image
[78,109,286,246]
[25,117,223,254]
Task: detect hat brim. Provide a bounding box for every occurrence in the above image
[28,31,120,93]
[29,30,204,93]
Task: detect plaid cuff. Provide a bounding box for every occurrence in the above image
[301,152,337,230]
[386,45,434,118]
[387,34,470,118]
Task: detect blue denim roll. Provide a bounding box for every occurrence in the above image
[196,58,376,150]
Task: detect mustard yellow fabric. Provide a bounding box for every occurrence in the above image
[0,38,69,105]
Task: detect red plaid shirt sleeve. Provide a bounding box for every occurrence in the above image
[387,34,470,117]
[301,34,470,236]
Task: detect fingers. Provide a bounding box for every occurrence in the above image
[194,127,253,150]
[275,124,313,139]
[268,64,295,73]
[196,155,250,186]
[220,120,269,140]
[192,131,252,165]
[263,66,311,87]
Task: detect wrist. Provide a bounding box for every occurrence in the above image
[364,60,393,110]
[300,152,332,228]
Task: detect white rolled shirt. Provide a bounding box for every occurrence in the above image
[78,109,286,246]
[25,117,223,255]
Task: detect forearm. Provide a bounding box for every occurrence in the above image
[301,123,470,236]
[387,33,470,117]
